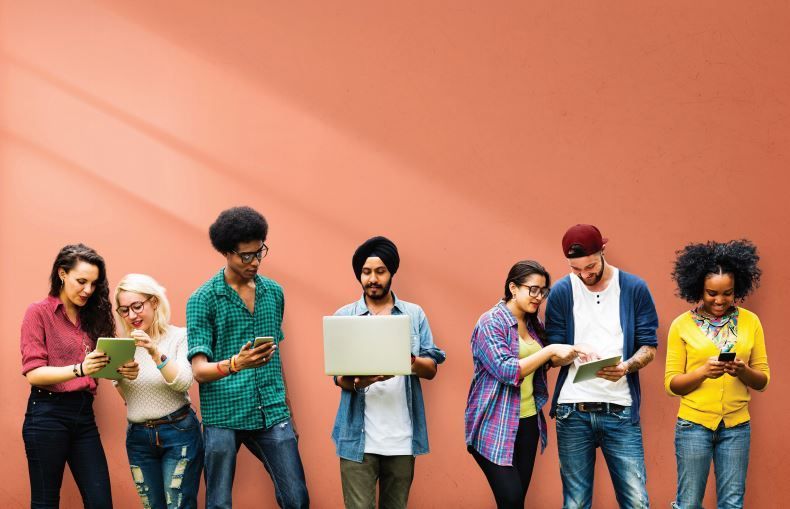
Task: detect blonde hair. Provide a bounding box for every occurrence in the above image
[114,273,171,341]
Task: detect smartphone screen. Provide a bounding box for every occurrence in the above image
[718,351,736,362]
[253,336,275,348]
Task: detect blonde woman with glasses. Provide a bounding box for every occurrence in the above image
[114,274,204,509]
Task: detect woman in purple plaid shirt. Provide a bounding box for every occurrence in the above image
[465,260,584,509]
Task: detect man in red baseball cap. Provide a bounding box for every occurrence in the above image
[544,224,659,508]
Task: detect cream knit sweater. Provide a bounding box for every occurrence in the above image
[116,325,194,422]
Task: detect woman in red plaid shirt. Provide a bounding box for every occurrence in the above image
[20,244,139,508]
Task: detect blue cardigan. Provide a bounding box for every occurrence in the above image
[544,270,659,423]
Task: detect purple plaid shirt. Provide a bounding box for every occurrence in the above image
[464,301,549,466]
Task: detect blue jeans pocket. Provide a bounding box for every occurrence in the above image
[555,404,573,421]
[675,418,696,430]
[169,410,199,432]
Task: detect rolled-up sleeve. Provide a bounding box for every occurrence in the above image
[167,327,194,392]
[749,317,770,391]
[472,318,521,387]
[416,307,446,365]
[663,320,685,396]
[21,305,48,375]
[634,282,659,348]
[186,293,214,361]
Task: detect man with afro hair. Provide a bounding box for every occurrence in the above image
[187,206,309,509]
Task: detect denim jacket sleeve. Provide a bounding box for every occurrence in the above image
[415,306,446,365]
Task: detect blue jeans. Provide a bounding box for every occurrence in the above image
[22,388,112,509]
[126,407,204,509]
[555,404,649,509]
[672,418,750,509]
[203,421,309,509]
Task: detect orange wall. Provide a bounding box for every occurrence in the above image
[2,1,789,507]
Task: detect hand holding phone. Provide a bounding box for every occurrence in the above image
[718,351,736,362]
[253,336,275,348]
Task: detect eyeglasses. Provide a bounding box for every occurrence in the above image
[232,243,268,264]
[116,296,152,317]
[519,285,550,298]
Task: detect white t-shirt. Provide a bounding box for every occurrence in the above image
[363,375,413,455]
[558,267,632,406]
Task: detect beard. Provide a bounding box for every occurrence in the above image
[364,279,392,301]
[578,256,605,286]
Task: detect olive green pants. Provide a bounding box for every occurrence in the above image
[339,454,415,509]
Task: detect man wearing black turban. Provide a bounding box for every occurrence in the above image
[331,236,446,509]
[351,236,400,300]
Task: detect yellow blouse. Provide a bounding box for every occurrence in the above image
[664,307,770,430]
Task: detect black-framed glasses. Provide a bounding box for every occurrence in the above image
[519,285,550,298]
[232,243,268,264]
[116,296,152,317]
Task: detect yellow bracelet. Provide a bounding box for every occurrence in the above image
[230,355,238,374]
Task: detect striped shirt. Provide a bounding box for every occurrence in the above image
[465,301,549,466]
[187,269,289,430]
[20,295,98,393]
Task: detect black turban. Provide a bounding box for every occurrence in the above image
[352,236,400,280]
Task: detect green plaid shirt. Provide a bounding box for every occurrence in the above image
[187,268,289,430]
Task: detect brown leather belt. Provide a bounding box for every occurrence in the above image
[139,405,191,427]
[572,402,627,413]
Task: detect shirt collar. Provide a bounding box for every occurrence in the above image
[495,300,518,327]
[352,291,404,315]
[46,294,64,313]
[212,268,265,297]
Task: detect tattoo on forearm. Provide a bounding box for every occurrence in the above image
[627,346,656,372]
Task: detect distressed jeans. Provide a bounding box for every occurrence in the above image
[555,404,649,509]
[672,418,750,509]
[203,420,309,509]
[126,408,204,509]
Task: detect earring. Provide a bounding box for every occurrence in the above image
[511,293,517,299]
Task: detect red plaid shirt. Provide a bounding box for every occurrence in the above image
[20,295,98,393]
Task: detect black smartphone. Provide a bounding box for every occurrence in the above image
[718,351,736,362]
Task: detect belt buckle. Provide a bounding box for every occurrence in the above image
[577,402,602,412]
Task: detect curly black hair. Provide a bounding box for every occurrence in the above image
[48,244,115,341]
[671,239,761,303]
[503,260,551,341]
[209,206,269,254]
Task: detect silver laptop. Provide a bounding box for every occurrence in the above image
[323,315,412,375]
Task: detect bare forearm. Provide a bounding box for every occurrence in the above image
[626,346,656,372]
[25,365,81,386]
[150,349,179,383]
[192,356,233,383]
[412,356,437,379]
[669,368,707,395]
[738,366,768,390]
[336,376,356,391]
[519,347,555,378]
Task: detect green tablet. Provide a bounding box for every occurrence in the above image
[90,338,137,380]
[572,355,621,383]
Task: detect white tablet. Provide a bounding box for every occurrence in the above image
[323,315,412,376]
[572,355,621,383]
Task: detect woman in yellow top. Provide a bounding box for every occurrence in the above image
[665,240,769,509]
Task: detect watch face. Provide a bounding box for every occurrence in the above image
[160,354,168,362]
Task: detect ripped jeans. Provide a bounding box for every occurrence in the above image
[126,407,204,509]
